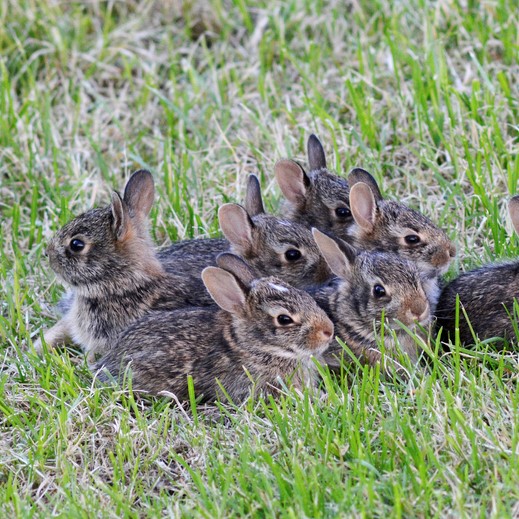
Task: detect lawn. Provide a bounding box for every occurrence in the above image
[0,0,518,516]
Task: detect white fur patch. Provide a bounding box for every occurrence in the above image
[269,283,289,293]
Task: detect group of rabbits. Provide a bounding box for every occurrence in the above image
[34,135,519,404]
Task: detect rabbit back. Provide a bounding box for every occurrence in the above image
[435,261,519,348]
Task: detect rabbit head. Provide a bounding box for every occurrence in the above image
[313,229,431,335]
[217,174,332,288]
[275,135,353,236]
[347,169,456,278]
[207,253,334,358]
[46,170,162,290]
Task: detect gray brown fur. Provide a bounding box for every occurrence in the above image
[275,137,454,310]
[310,229,431,368]
[35,170,206,359]
[93,255,334,403]
[346,170,455,285]
[435,196,519,348]
[275,135,353,236]
[158,174,332,288]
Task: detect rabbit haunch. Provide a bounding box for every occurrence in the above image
[435,196,519,348]
[93,254,334,403]
[308,229,431,368]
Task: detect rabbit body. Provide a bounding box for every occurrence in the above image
[435,262,519,347]
[435,196,519,347]
[94,257,334,403]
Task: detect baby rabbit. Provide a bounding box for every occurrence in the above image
[275,134,353,236]
[276,154,455,307]
[435,196,519,348]
[93,254,334,403]
[309,229,431,368]
[158,174,332,289]
[35,170,197,358]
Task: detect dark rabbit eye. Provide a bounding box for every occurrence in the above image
[404,234,421,245]
[277,314,294,326]
[335,207,351,219]
[69,239,85,252]
[285,249,302,261]
[373,284,386,298]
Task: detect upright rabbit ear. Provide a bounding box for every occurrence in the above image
[245,174,265,216]
[348,168,383,201]
[123,170,155,219]
[307,134,327,171]
[312,229,356,280]
[275,159,310,207]
[111,192,131,241]
[202,266,247,315]
[216,253,256,286]
[509,196,519,236]
[218,204,254,254]
[349,182,378,233]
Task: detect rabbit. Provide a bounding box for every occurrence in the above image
[276,155,455,308]
[34,170,204,359]
[157,174,332,289]
[435,196,519,348]
[275,134,354,236]
[92,253,334,404]
[308,229,431,368]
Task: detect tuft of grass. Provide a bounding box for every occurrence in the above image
[0,0,518,516]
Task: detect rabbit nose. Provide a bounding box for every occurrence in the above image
[408,300,430,323]
[449,243,457,258]
[431,250,450,267]
[317,320,334,342]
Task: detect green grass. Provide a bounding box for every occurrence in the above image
[0,0,518,516]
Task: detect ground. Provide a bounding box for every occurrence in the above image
[0,0,518,517]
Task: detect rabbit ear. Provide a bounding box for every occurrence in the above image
[123,170,155,219]
[349,182,378,233]
[509,196,519,236]
[307,134,327,171]
[218,204,254,253]
[216,253,256,286]
[312,228,356,280]
[245,174,265,216]
[348,168,383,201]
[202,266,247,315]
[275,159,310,207]
[111,192,131,240]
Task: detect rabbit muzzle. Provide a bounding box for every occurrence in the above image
[400,298,430,326]
[430,244,456,272]
[308,317,334,352]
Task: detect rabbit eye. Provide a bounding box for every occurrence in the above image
[335,207,351,219]
[69,239,85,252]
[373,284,386,298]
[284,249,302,261]
[277,314,294,326]
[404,234,421,245]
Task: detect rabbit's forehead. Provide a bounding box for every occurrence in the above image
[382,201,444,236]
[249,279,316,309]
[309,171,350,205]
[358,253,421,287]
[258,218,316,249]
[55,208,111,239]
